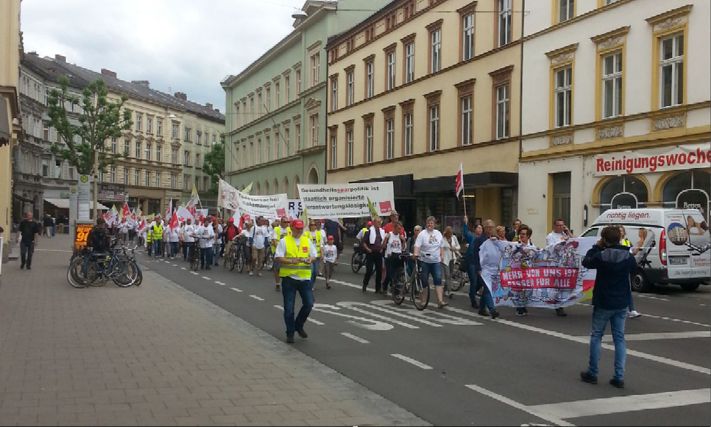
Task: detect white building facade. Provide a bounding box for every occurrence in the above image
[519,0,710,241]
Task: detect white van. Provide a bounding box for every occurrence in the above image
[581,209,710,292]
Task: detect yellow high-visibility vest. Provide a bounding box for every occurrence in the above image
[279,235,311,280]
[305,230,322,256]
[152,224,164,240]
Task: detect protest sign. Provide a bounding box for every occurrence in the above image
[218,179,239,211]
[237,191,287,220]
[479,237,597,308]
[297,182,395,219]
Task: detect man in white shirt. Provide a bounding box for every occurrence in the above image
[182,218,196,262]
[198,217,215,270]
[251,217,270,277]
[545,218,573,317]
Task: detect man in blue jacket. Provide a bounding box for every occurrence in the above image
[580,225,637,388]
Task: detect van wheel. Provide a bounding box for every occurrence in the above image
[631,270,654,293]
[680,283,700,292]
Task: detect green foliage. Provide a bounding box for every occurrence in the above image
[203,137,225,193]
[47,77,132,176]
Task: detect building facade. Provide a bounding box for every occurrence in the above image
[0,0,21,261]
[13,53,224,221]
[326,0,523,229]
[222,0,388,198]
[519,0,710,241]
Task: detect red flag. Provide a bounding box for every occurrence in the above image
[379,200,392,214]
[170,209,179,230]
[455,163,464,199]
[122,202,130,219]
[165,199,173,221]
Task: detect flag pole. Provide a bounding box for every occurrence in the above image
[462,186,468,217]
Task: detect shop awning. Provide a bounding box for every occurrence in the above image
[44,198,109,210]
[414,172,518,193]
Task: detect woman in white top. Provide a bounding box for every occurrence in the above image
[414,216,446,308]
[441,226,461,295]
[514,224,536,317]
[168,225,180,259]
[251,218,270,276]
[381,222,406,293]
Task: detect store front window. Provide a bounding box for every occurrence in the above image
[599,176,648,212]
[663,170,710,223]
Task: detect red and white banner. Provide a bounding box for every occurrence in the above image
[594,143,711,176]
[455,163,464,199]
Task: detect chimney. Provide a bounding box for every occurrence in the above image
[101,68,117,78]
[131,80,150,88]
[214,108,220,113]
[205,102,213,109]
[54,54,66,63]
[174,92,187,101]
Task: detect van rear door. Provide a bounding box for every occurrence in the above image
[664,210,711,281]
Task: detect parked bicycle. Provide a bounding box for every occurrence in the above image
[67,242,141,288]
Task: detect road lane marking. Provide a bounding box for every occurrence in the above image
[313,304,394,331]
[370,299,483,326]
[636,294,670,302]
[317,277,362,290]
[273,305,325,325]
[171,264,178,267]
[633,312,711,329]
[181,267,186,271]
[465,384,573,427]
[249,294,264,301]
[588,331,711,342]
[190,271,199,276]
[442,305,711,376]
[214,281,226,286]
[340,332,370,344]
[390,354,433,370]
[528,388,711,420]
[202,276,211,281]
[230,287,243,293]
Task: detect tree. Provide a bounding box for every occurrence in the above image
[47,77,132,220]
[202,137,225,193]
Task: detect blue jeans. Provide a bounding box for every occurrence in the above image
[420,261,442,287]
[152,240,162,257]
[310,259,320,287]
[466,263,495,311]
[200,247,213,268]
[588,307,627,380]
[281,276,314,336]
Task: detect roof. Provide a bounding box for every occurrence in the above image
[22,53,225,124]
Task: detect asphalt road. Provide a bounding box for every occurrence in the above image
[139,245,711,426]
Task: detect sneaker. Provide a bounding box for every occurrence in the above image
[628,310,641,319]
[580,371,598,384]
[609,378,625,388]
[26,266,31,270]
[438,301,449,309]
[20,264,24,270]
[257,272,262,277]
[477,308,489,317]
[296,329,308,339]
[286,335,295,344]
[471,300,479,310]
[555,307,567,317]
[275,284,281,291]
[516,308,527,317]
[249,271,254,276]
[490,310,500,319]
[326,283,332,289]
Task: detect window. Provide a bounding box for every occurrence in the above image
[330,132,337,169]
[197,130,202,145]
[147,116,153,134]
[155,171,160,187]
[559,0,574,22]
[462,13,475,61]
[365,123,374,163]
[551,172,571,227]
[386,50,396,90]
[310,52,320,86]
[184,150,190,166]
[405,42,415,83]
[496,84,510,139]
[171,173,176,189]
[135,112,143,132]
[554,66,572,127]
[184,174,191,191]
[110,166,116,183]
[134,169,139,185]
[283,127,290,157]
[346,127,354,167]
[156,118,162,136]
[257,93,262,116]
[171,147,178,164]
[172,121,179,139]
[145,142,152,160]
[266,87,271,112]
[365,60,375,98]
[135,141,142,158]
[498,0,512,47]
[124,168,129,184]
[385,118,395,160]
[275,82,280,108]
[660,33,684,108]
[156,144,162,162]
[285,75,291,102]
[184,127,191,142]
[460,95,473,145]
[295,69,302,94]
[430,28,442,73]
[249,97,255,119]
[330,77,338,111]
[310,114,319,147]
[111,137,117,153]
[403,111,413,156]
[145,170,150,187]
[428,104,440,151]
[602,51,622,118]
[196,153,201,168]
[295,123,301,151]
[346,69,355,106]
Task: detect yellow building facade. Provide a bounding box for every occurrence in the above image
[326,0,523,229]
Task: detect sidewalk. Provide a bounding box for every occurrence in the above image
[0,235,426,426]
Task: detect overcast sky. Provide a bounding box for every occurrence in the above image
[21,0,306,112]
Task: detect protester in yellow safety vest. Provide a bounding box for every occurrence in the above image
[271,216,292,292]
[274,219,317,344]
[151,215,164,258]
[305,220,324,288]
[146,220,153,256]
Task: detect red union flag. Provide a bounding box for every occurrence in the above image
[455,163,464,199]
[379,200,392,214]
[276,208,286,218]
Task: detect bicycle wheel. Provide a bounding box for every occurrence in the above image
[411,273,430,311]
[132,261,143,286]
[112,258,139,287]
[236,251,245,273]
[392,272,406,305]
[350,252,360,273]
[449,268,464,292]
[67,257,88,288]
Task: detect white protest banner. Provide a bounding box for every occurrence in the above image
[297,182,395,219]
[218,179,239,211]
[236,191,287,220]
[176,206,194,223]
[285,199,303,219]
[479,237,597,308]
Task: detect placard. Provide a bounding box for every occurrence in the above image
[297,182,395,219]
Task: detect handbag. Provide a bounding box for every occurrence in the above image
[458,254,470,272]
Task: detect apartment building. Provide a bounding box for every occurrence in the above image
[14,53,224,219]
[326,0,523,229]
[518,0,710,239]
[222,0,387,198]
